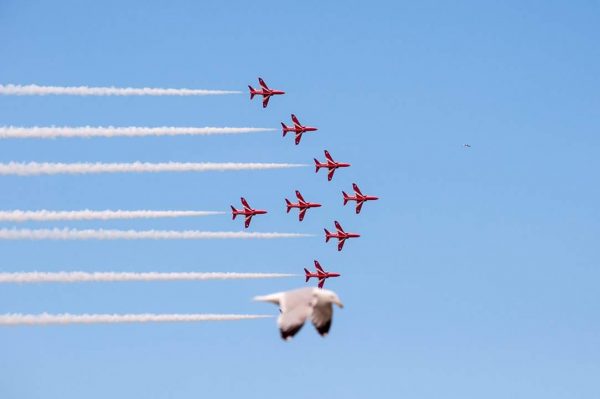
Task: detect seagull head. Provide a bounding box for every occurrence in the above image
[318,288,344,308]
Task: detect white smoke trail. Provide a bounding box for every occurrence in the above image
[0,126,276,139]
[0,228,311,240]
[0,84,241,96]
[0,271,296,283]
[0,313,272,326]
[0,162,306,176]
[0,210,225,222]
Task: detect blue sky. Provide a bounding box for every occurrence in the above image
[0,1,599,398]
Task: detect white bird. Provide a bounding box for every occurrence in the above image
[254,287,344,340]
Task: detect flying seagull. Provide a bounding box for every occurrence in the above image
[463,144,471,148]
[254,287,343,340]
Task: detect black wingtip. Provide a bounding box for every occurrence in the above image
[280,324,304,340]
[314,319,332,336]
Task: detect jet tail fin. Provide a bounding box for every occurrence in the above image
[314,159,321,173]
[342,191,350,205]
[285,199,292,213]
[304,268,311,282]
[230,206,237,219]
[324,228,331,242]
[248,85,255,99]
[281,122,288,136]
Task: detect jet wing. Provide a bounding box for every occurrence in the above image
[317,278,325,289]
[244,215,253,228]
[262,95,271,108]
[295,132,302,145]
[314,261,324,273]
[258,77,269,90]
[334,221,344,233]
[355,201,364,214]
[291,114,301,127]
[240,197,252,211]
[298,208,307,222]
[352,183,363,196]
[327,168,335,181]
[337,238,346,251]
[325,150,335,163]
[295,190,306,203]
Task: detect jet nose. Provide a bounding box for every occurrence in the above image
[315,204,322,207]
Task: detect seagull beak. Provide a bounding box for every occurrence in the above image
[336,300,344,309]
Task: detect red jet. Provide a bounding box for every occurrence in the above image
[324,221,360,251]
[343,183,379,214]
[314,150,351,181]
[285,190,322,221]
[304,260,341,289]
[230,197,267,228]
[248,77,285,108]
[281,114,318,145]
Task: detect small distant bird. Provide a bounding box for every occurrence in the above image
[254,287,343,340]
[463,144,471,148]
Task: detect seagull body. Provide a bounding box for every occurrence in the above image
[254,287,343,340]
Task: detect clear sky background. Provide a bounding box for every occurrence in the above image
[0,1,598,398]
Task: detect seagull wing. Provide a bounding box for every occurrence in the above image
[277,288,318,340]
[311,301,333,336]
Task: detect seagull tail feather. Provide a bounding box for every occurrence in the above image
[253,293,282,305]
